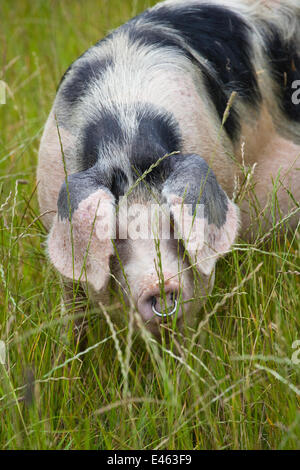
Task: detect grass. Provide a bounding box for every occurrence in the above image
[0,0,299,450]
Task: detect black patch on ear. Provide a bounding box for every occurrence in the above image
[263,24,300,122]
[163,154,228,228]
[60,56,113,106]
[81,108,125,169]
[57,166,126,219]
[143,4,261,105]
[57,168,109,220]
[130,105,182,184]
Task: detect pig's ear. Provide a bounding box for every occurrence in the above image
[162,154,239,276]
[47,170,115,291]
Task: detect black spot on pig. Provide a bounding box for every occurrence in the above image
[127,26,193,60]
[127,18,242,141]
[81,102,182,186]
[81,108,125,169]
[130,105,182,184]
[200,64,241,141]
[263,24,300,122]
[61,56,113,106]
[110,168,128,201]
[143,4,261,106]
[127,3,262,141]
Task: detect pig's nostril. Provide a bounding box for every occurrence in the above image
[151,292,178,318]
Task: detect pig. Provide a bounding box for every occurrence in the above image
[37,0,300,335]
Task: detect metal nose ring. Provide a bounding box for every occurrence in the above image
[151,297,178,318]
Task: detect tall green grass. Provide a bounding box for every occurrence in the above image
[0,0,299,450]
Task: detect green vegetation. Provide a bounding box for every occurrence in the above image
[0,0,299,450]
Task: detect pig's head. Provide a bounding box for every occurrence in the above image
[48,154,239,334]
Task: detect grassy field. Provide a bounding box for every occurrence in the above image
[0,0,299,450]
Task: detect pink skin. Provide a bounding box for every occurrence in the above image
[48,189,115,292]
[165,194,240,276]
[238,106,300,237]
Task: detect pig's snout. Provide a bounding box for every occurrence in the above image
[137,281,182,322]
[151,291,178,318]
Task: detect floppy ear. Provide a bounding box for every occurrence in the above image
[48,170,115,291]
[162,154,239,276]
